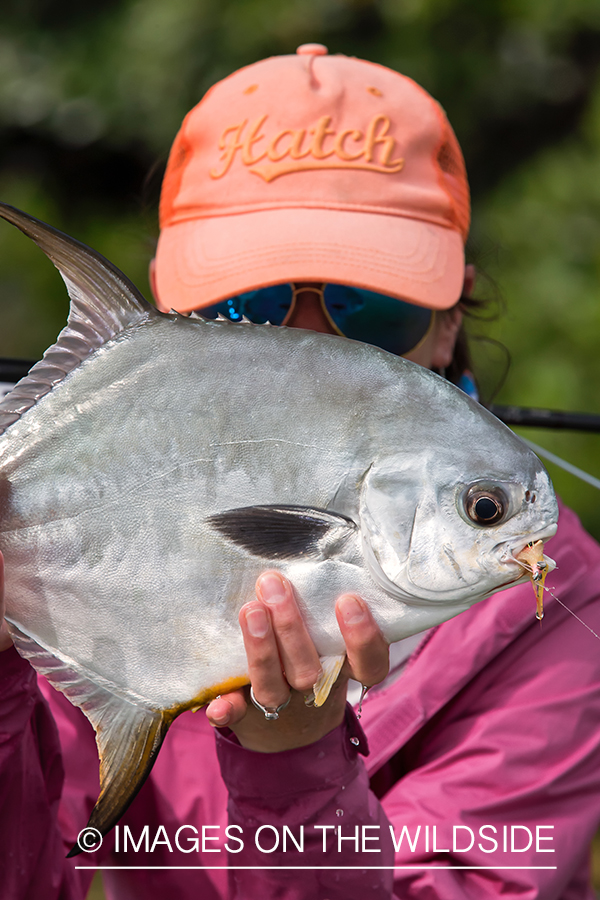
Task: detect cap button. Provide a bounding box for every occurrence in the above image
[296,43,328,56]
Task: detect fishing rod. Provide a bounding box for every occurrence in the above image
[0,358,35,385]
[2,358,600,491]
[487,404,600,433]
[2,358,600,433]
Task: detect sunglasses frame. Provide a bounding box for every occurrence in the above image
[282,283,436,357]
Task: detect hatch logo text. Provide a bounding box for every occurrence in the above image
[209,114,405,182]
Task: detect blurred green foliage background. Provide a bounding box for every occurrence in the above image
[1,0,600,537]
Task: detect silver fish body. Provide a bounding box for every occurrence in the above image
[0,203,558,848]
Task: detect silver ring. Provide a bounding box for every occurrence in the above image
[250,686,292,720]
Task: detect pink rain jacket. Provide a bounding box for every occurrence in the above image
[2,503,600,899]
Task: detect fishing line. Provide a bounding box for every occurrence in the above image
[511,441,600,639]
[512,555,600,640]
[545,585,600,643]
[523,439,600,492]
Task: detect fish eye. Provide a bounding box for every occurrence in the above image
[464,485,508,527]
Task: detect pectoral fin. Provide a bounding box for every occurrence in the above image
[312,653,346,707]
[207,505,357,560]
[7,623,170,857]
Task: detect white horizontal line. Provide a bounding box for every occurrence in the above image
[75,865,558,871]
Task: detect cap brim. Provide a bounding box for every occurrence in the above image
[154,208,464,314]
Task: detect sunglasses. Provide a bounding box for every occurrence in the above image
[199,283,435,357]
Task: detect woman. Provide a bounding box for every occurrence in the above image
[3,45,600,900]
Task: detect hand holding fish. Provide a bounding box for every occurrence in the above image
[205,571,389,752]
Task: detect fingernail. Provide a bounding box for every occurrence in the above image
[211,715,229,726]
[209,699,232,727]
[338,594,365,626]
[246,606,269,638]
[258,572,286,606]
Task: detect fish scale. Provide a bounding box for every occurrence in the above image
[0,202,558,853]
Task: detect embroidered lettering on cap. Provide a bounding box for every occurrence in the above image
[210,114,404,181]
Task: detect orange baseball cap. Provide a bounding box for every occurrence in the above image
[154,44,470,314]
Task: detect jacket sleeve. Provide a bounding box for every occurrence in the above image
[215,703,395,899]
[0,646,85,900]
[381,582,600,900]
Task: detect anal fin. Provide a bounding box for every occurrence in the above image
[7,623,170,857]
[313,653,346,707]
[67,703,168,857]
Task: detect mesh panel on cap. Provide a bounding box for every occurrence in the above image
[436,121,470,242]
[159,122,193,230]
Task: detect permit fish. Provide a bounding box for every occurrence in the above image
[0,203,558,851]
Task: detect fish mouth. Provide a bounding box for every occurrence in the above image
[509,524,558,620]
[497,522,558,579]
[510,523,558,563]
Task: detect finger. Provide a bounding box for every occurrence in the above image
[336,594,389,686]
[239,599,290,709]
[205,691,247,728]
[256,571,321,694]
[0,553,11,653]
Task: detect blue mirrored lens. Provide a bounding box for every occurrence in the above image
[200,285,293,325]
[199,283,433,356]
[323,284,432,355]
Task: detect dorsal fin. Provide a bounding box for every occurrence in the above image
[0,202,159,436]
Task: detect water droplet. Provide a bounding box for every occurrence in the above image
[356,684,369,719]
[350,736,360,746]
[336,808,344,817]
